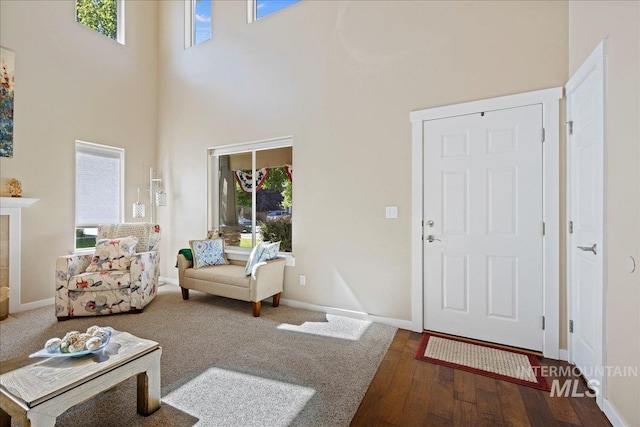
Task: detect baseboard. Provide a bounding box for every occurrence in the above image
[17,280,179,312]
[558,349,569,361]
[279,298,414,331]
[603,398,627,426]
[159,276,178,286]
[20,297,54,312]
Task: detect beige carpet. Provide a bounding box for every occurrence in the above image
[0,285,396,426]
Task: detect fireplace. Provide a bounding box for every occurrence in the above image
[0,197,38,315]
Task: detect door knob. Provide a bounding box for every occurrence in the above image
[426,220,434,227]
[426,235,441,243]
[577,244,597,255]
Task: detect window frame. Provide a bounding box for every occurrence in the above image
[75,0,125,45]
[185,0,212,48]
[75,140,125,252]
[247,0,300,23]
[208,137,293,258]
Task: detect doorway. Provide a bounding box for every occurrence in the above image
[423,104,544,351]
[410,88,562,358]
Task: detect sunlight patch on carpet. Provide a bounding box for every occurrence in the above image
[163,368,315,426]
[277,314,371,341]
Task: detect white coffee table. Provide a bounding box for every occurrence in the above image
[0,330,161,426]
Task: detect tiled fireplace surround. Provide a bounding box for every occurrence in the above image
[0,197,38,314]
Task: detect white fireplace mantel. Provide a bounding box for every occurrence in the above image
[1,197,39,208]
[0,197,39,314]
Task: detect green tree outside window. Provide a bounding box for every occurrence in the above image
[76,0,118,41]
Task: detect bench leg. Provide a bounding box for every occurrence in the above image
[181,287,189,300]
[272,293,281,307]
[252,301,261,317]
[137,350,162,416]
[0,407,11,427]
[27,411,56,426]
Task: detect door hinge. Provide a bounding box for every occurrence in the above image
[542,222,546,236]
[567,121,574,135]
[569,220,574,234]
[542,316,546,330]
[542,128,545,143]
[569,320,574,333]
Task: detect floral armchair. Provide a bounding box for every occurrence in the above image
[55,223,161,320]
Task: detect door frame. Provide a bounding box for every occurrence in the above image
[565,39,607,409]
[410,87,562,359]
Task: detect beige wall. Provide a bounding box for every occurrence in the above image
[2,0,637,422]
[569,2,640,425]
[0,1,158,304]
[157,0,568,320]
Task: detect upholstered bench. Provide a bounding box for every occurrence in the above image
[177,255,285,317]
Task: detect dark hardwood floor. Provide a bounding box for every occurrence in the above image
[351,330,612,427]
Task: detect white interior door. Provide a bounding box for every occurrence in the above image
[566,41,606,408]
[423,104,544,351]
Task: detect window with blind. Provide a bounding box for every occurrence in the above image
[75,141,124,250]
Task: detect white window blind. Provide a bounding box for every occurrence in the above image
[75,141,123,227]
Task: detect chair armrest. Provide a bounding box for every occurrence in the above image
[177,254,193,287]
[250,257,286,302]
[130,251,160,309]
[55,254,92,317]
[56,254,92,283]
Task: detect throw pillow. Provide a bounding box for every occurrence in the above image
[244,241,281,276]
[190,238,228,268]
[262,241,281,260]
[244,242,266,276]
[86,236,138,272]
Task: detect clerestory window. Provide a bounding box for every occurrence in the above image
[186,0,212,48]
[247,0,301,23]
[75,0,124,44]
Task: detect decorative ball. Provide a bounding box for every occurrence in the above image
[45,338,62,353]
[86,337,102,351]
[68,337,88,353]
[91,329,110,343]
[86,325,101,335]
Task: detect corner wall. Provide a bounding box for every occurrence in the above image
[157,0,568,321]
[0,1,159,305]
[569,2,640,425]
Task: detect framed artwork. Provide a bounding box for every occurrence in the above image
[1,47,15,158]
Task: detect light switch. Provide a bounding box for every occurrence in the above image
[386,206,398,219]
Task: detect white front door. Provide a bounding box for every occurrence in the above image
[423,104,544,351]
[566,41,606,408]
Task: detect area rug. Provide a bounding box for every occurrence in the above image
[414,332,550,391]
[0,285,397,426]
